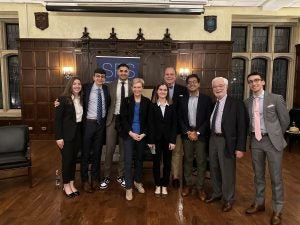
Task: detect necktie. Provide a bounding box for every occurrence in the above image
[97,88,102,124]
[211,100,219,133]
[121,81,125,102]
[254,97,262,141]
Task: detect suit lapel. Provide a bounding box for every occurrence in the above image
[222,96,231,125]
[248,96,254,128]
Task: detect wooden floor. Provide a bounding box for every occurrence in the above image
[0,140,300,225]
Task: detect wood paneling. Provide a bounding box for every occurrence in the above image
[295,44,300,107]
[19,38,232,138]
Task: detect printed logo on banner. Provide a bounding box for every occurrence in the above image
[96,56,140,83]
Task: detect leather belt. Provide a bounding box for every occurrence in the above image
[211,133,224,137]
[251,132,268,136]
[86,118,97,123]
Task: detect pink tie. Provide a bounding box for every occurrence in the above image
[254,97,262,141]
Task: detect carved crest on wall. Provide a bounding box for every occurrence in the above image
[204,16,217,33]
[34,12,49,30]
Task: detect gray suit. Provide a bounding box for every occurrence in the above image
[245,92,289,213]
[104,79,132,178]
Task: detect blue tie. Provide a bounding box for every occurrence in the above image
[97,88,102,124]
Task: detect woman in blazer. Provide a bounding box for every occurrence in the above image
[148,82,177,197]
[55,76,83,198]
[120,78,150,201]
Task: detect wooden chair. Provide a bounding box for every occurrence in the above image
[0,125,32,187]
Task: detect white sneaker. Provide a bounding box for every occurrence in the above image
[155,186,161,197]
[134,181,145,194]
[162,186,168,196]
[126,189,133,201]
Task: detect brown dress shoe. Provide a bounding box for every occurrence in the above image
[271,212,282,225]
[82,182,93,193]
[222,202,232,212]
[205,196,222,203]
[245,203,265,214]
[197,190,207,201]
[181,186,192,197]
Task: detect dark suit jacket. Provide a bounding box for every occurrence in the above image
[54,96,80,141]
[219,96,248,158]
[148,102,177,144]
[82,83,110,123]
[151,83,187,134]
[179,93,213,141]
[120,95,150,138]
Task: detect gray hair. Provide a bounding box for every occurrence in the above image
[212,77,228,86]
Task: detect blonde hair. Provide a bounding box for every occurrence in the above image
[132,78,145,88]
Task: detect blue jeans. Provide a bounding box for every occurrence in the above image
[123,136,145,189]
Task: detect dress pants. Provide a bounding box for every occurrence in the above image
[61,123,82,183]
[123,136,145,189]
[81,119,105,182]
[171,134,184,180]
[209,135,236,203]
[183,139,207,190]
[104,115,124,178]
[152,138,172,187]
[250,135,284,213]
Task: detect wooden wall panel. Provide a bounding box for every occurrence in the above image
[19,38,232,138]
[22,69,35,85]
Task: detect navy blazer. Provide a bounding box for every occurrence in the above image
[120,95,151,138]
[148,102,177,144]
[54,96,81,141]
[219,96,248,158]
[82,83,111,123]
[179,93,213,141]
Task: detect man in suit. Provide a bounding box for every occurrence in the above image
[160,67,188,188]
[244,72,289,225]
[81,68,110,193]
[179,74,213,201]
[206,77,247,212]
[100,63,132,189]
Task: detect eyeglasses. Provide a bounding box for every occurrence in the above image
[248,78,262,84]
[94,74,106,78]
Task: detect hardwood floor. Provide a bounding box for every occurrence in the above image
[0,140,300,225]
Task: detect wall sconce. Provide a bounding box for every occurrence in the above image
[179,68,190,80]
[62,67,73,79]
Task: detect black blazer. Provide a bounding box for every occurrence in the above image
[218,96,248,158]
[82,83,111,123]
[54,96,81,141]
[179,93,213,141]
[148,102,177,144]
[120,95,151,138]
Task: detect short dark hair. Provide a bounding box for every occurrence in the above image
[94,68,106,76]
[186,74,200,84]
[117,63,129,70]
[247,72,264,80]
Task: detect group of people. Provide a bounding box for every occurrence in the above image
[54,64,289,225]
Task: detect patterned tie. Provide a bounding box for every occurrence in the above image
[211,100,219,134]
[254,97,262,141]
[121,81,125,102]
[97,88,102,124]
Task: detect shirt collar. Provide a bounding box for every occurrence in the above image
[118,79,128,84]
[157,101,169,107]
[254,90,264,99]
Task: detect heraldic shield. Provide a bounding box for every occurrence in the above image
[35,12,49,30]
[204,16,217,33]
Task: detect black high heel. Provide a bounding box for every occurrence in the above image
[73,191,80,196]
[63,188,75,198]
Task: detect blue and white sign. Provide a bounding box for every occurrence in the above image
[96,56,140,83]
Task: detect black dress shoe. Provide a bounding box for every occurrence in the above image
[205,196,222,203]
[222,202,232,212]
[172,179,180,188]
